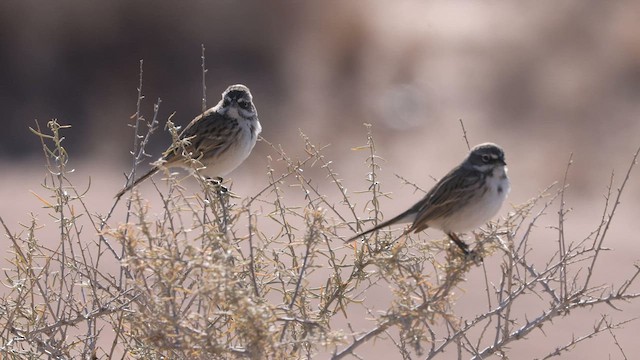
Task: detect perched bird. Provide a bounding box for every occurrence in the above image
[116,84,261,199]
[346,143,510,254]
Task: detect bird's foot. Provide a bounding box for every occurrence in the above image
[448,232,483,264]
[207,177,239,198]
[464,249,484,265]
[447,232,470,253]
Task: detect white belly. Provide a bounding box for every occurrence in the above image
[433,166,510,233]
[197,120,260,179]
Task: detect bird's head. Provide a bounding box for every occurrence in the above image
[220,84,256,119]
[466,143,507,171]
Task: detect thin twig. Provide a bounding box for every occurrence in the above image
[459,118,470,150]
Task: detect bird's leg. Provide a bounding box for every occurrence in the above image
[447,232,483,264]
[206,176,239,200]
[208,176,228,193]
[201,177,228,210]
[203,176,229,232]
[446,232,470,254]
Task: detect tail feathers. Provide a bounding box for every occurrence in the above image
[345,209,416,243]
[115,166,159,199]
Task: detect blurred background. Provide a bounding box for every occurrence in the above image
[1,1,639,358]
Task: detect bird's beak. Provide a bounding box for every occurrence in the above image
[499,159,507,166]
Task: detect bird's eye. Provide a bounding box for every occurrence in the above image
[238,100,250,109]
[481,154,491,163]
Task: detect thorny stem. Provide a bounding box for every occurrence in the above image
[201,44,207,113]
[279,211,321,342]
[557,153,572,301]
[459,118,471,150]
[582,145,640,289]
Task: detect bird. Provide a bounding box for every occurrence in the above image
[346,143,510,254]
[115,84,262,199]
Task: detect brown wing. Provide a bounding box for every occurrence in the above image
[346,164,484,241]
[409,165,483,232]
[163,109,237,165]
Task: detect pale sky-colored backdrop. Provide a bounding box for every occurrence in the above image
[1,1,639,359]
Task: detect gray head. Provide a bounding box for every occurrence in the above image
[465,143,506,170]
[219,84,257,118]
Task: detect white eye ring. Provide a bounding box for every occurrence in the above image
[481,154,491,163]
